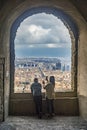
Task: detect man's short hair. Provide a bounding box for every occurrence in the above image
[34,78,38,82]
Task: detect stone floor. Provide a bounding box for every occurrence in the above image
[0,116,87,130]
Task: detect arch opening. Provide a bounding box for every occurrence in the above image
[14,12,72,93]
[10,7,79,96]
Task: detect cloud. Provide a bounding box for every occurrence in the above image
[28,24,50,35]
[15,47,71,59]
[27,24,51,42]
[46,44,57,48]
[14,13,71,57]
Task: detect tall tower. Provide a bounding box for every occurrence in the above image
[62,64,66,71]
[56,62,61,70]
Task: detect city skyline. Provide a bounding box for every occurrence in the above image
[14,57,71,93]
[15,57,71,67]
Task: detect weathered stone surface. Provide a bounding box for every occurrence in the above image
[0,59,4,122]
[0,116,87,130]
[0,124,16,130]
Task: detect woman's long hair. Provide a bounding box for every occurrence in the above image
[49,76,55,87]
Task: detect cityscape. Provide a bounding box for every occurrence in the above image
[14,57,71,93]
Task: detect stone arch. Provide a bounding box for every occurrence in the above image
[0,1,83,119]
[8,6,79,116]
[10,6,79,93]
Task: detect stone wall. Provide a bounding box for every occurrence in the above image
[78,22,87,120]
[0,0,87,121]
[0,58,4,121]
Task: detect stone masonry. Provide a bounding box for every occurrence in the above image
[0,58,4,121]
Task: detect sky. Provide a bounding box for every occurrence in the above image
[14,13,71,63]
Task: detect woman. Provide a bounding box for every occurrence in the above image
[43,76,55,117]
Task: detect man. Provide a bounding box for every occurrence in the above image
[30,78,42,119]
